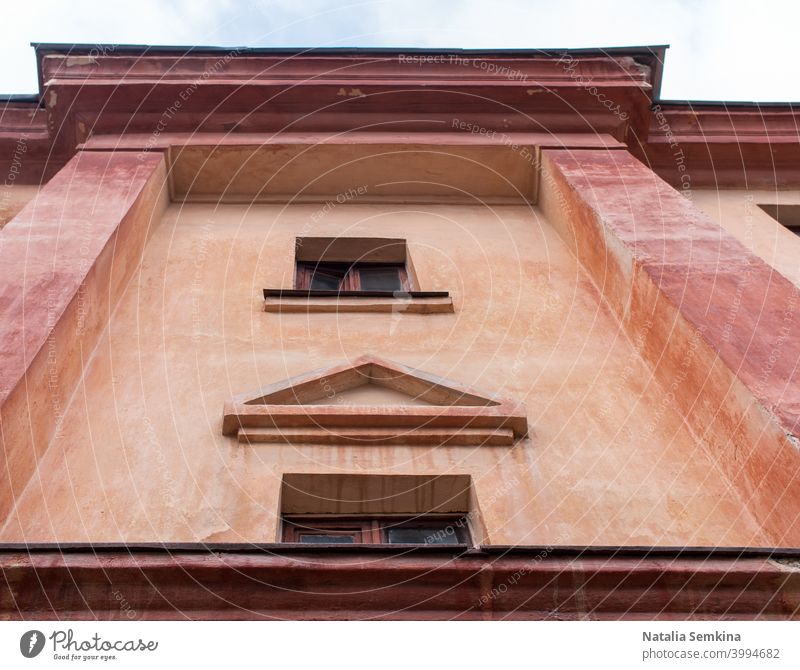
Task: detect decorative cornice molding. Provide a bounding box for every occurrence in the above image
[1,546,797,619]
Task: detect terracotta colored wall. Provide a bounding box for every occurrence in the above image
[1,194,769,547]
[0,152,167,526]
[539,150,800,546]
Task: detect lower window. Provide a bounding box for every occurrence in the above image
[282,515,470,545]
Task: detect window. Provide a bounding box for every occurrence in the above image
[293,237,412,292]
[277,474,484,544]
[263,236,454,313]
[758,204,800,236]
[295,261,410,292]
[282,515,470,545]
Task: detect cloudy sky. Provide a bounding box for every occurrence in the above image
[2,0,797,101]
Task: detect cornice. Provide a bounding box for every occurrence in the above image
[1,545,797,619]
[649,103,800,144]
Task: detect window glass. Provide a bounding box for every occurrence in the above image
[310,268,346,290]
[282,515,468,545]
[359,266,403,291]
[296,260,408,291]
[386,526,459,545]
[298,534,356,544]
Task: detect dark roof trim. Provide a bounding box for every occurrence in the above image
[0,94,40,104]
[31,42,669,57]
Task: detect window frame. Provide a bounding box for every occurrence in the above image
[758,203,800,235]
[281,514,470,545]
[294,261,411,292]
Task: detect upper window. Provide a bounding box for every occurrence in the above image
[295,261,410,292]
[263,236,454,313]
[282,515,469,545]
[758,204,800,236]
[293,236,413,292]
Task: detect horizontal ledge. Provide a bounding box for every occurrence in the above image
[0,543,798,558]
[45,78,648,91]
[238,426,514,446]
[264,292,454,314]
[263,289,449,298]
[80,131,626,151]
[222,404,528,438]
[180,194,536,205]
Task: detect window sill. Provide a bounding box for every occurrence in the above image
[276,542,471,552]
[262,289,454,314]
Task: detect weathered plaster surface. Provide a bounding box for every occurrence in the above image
[171,143,539,203]
[540,149,800,545]
[1,200,766,546]
[0,151,167,525]
[693,188,800,288]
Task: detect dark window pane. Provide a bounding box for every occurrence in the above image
[359,267,402,291]
[310,270,344,290]
[386,526,459,545]
[298,534,355,544]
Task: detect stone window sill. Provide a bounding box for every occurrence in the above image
[262,289,454,314]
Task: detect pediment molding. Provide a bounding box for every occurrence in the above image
[223,355,527,445]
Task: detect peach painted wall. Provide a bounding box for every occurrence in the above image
[0,200,768,546]
[693,188,800,287]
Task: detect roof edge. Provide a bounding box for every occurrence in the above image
[30,42,670,57]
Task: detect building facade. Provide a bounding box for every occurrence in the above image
[0,44,799,619]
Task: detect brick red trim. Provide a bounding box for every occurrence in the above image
[540,148,800,544]
[0,151,167,522]
[1,547,798,620]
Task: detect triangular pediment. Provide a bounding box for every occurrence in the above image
[305,384,433,406]
[234,355,500,407]
[223,355,528,444]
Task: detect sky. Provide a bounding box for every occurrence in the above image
[2,0,798,101]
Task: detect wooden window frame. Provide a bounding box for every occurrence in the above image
[295,261,410,292]
[281,514,470,545]
[282,518,381,544]
[264,236,455,313]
